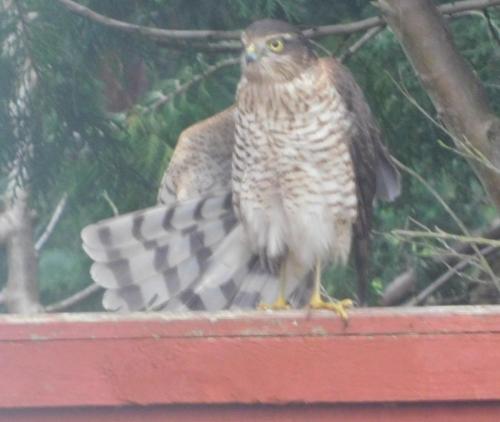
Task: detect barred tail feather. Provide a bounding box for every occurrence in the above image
[232,267,277,309]
[90,214,237,289]
[82,190,314,312]
[164,225,256,311]
[82,192,232,251]
[102,249,214,311]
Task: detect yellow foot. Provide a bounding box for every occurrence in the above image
[309,296,353,320]
[258,296,290,310]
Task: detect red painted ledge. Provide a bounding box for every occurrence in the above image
[2,306,500,421]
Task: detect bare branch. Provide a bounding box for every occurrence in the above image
[448,221,500,263]
[101,191,119,216]
[393,229,500,247]
[56,0,500,47]
[44,284,102,312]
[35,193,68,252]
[55,0,240,41]
[439,0,500,15]
[380,268,417,306]
[155,39,242,53]
[393,158,500,292]
[340,26,384,62]
[146,57,239,112]
[303,16,384,38]
[379,0,500,208]
[391,218,500,306]
[406,245,498,306]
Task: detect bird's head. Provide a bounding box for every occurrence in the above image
[241,19,315,83]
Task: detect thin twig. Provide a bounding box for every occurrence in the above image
[395,221,500,305]
[389,55,500,179]
[437,139,500,175]
[340,26,384,62]
[101,191,119,216]
[44,284,102,312]
[146,57,239,112]
[35,193,68,252]
[56,0,500,46]
[393,229,500,247]
[405,245,498,305]
[155,39,242,53]
[393,159,500,292]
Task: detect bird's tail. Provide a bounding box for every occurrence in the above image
[82,191,312,312]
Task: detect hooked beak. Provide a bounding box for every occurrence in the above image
[244,43,258,64]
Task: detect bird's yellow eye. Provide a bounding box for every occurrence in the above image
[267,38,284,53]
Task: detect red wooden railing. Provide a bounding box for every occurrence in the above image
[1,306,500,421]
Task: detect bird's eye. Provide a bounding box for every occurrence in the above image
[267,39,284,53]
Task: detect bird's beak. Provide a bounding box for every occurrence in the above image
[245,43,258,64]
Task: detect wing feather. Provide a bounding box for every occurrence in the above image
[158,107,235,203]
[322,57,401,303]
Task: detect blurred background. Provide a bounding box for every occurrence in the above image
[0,0,499,312]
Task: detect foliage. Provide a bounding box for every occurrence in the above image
[0,0,498,310]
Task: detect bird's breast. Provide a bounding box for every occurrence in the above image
[232,76,357,266]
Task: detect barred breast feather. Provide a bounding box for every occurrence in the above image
[233,61,358,275]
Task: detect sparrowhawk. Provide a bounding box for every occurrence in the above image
[81,19,400,317]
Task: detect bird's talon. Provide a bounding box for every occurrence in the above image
[309,296,353,320]
[258,297,290,310]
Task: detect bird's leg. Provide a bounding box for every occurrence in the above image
[258,263,290,310]
[309,258,353,320]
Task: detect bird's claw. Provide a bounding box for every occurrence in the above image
[309,296,353,320]
[258,296,290,310]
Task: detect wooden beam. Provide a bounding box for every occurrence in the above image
[1,306,500,419]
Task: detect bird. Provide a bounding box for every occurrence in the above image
[81,19,400,318]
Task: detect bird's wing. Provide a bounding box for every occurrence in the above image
[82,106,296,311]
[322,57,401,205]
[321,57,401,302]
[158,106,235,203]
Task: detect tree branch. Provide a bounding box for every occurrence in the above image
[146,57,239,112]
[55,0,240,41]
[393,229,500,247]
[154,39,242,53]
[56,0,500,46]
[35,193,68,252]
[406,245,498,306]
[0,209,16,243]
[340,26,384,62]
[393,158,500,292]
[379,0,500,208]
[44,284,102,312]
[439,0,500,15]
[380,268,417,306]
